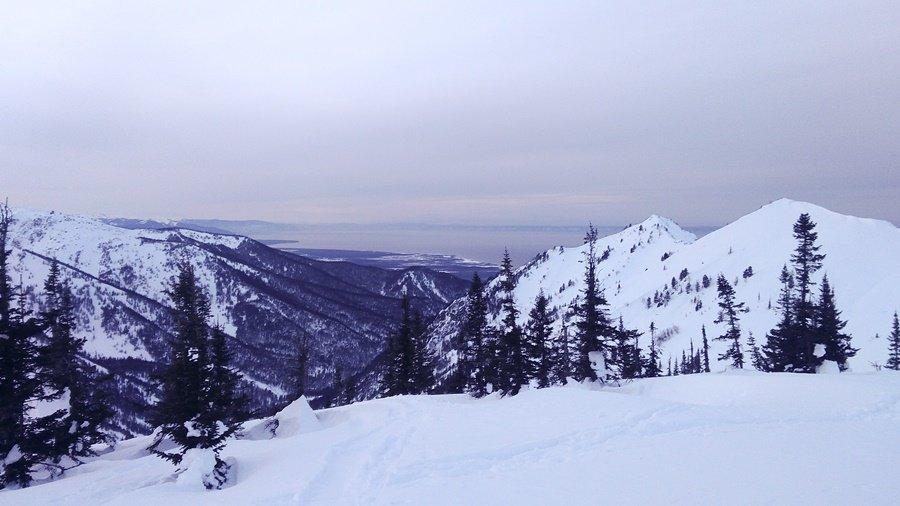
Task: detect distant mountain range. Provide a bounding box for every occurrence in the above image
[9,209,469,436]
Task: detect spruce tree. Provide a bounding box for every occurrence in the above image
[644,322,662,377]
[550,312,573,385]
[713,275,745,369]
[813,275,856,371]
[572,225,612,382]
[701,325,710,373]
[0,205,49,489]
[290,336,310,399]
[382,295,415,397]
[886,312,900,371]
[206,326,249,430]
[790,213,825,372]
[410,309,434,394]
[497,249,526,395]
[691,337,700,374]
[148,262,240,485]
[763,266,795,372]
[525,291,554,388]
[748,331,767,371]
[40,266,112,469]
[461,273,489,396]
[613,316,642,380]
[0,289,45,489]
[331,365,345,407]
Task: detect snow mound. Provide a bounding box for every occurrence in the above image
[242,396,320,440]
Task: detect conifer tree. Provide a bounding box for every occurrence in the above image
[461,273,489,396]
[813,275,856,371]
[290,336,310,399]
[644,322,662,377]
[342,373,357,406]
[0,292,45,488]
[691,337,700,374]
[572,225,612,382]
[331,365,345,406]
[148,262,242,487]
[550,312,573,385]
[0,201,11,325]
[886,312,900,371]
[701,325,710,373]
[382,295,415,396]
[497,249,526,395]
[790,213,825,372]
[747,331,767,371]
[148,262,212,464]
[40,265,112,469]
[763,266,795,372]
[0,205,49,489]
[206,326,249,429]
[410,309,434,394]
[713,275,745,369]
[613,316,642,380]
[524,290,554,388]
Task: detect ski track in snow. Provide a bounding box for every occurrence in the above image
[6,372,899,505]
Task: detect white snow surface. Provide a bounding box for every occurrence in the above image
[5,372,899,505]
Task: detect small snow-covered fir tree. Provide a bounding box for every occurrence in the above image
[410,309,434,394]
[524,290,554,388]
[813,275,856,371]
[747,331,767,371]
[886,312,900,371]
[790,213,825,372]
[382,295,416,397]
[644,322,662,377]
[290,335,310,399]
[461,273,489,396]
[713,275,745,369]
[572,225,613,382]
[701,325,710,373]
[612,316,642,380]
[148,262,246,489]
[497,249,526,395]
[764,266,795,372]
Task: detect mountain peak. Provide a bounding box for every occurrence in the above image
[633,214,696,244]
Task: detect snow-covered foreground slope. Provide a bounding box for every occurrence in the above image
[423,199,900,384]
[6,372,900,505]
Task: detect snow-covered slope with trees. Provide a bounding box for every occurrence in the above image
[6,208,468,435]
[4,372,899,504]
[422,199,900,386]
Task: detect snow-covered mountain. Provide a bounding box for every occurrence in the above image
[5,372,899,504]
[6,208,468,435]
[419,199,900,386]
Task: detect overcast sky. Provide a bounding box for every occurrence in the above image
[1,1,898,227]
